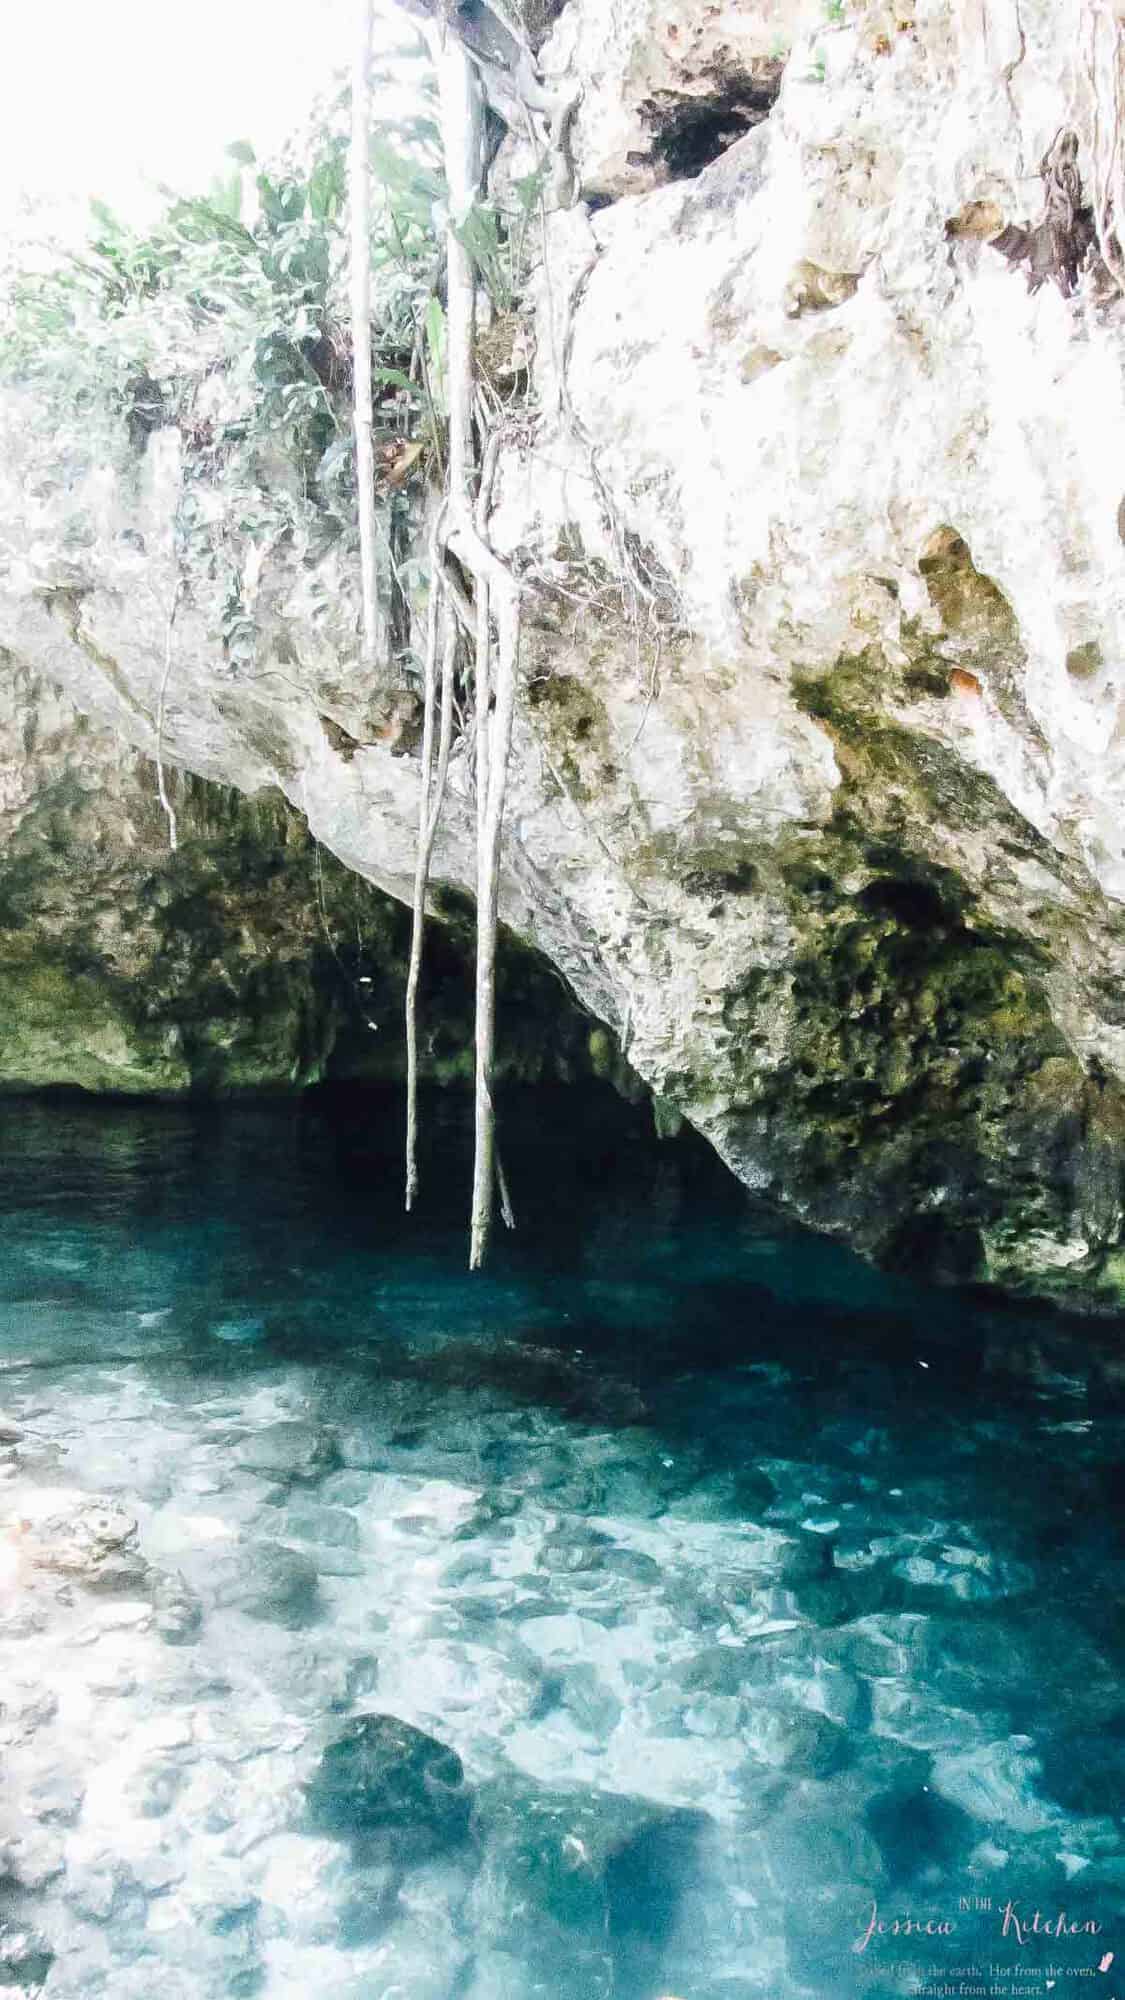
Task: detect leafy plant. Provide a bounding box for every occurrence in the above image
[0,37,453,680]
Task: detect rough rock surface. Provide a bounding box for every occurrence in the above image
[4,0,1125,1299]
[304,1714,472,1853]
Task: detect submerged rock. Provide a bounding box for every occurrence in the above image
[467,1773,713,1995]
[304,1714,472,1857]
[282,1503,360,1550]
[233,1420,340,1485]
[280,1502,363,1577]
[150,1568,204,1646]
[866,1780,977,1886]
[460,1950,543,2000]
[208,1539,321,1628]
[0,1923,54,1990]
[746,1705,852,1780]
[19,1494,148,1593]
[931,1735,1059,1835]
[1039,1726,1125,1818]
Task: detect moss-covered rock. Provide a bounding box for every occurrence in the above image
[0,670,613,1100]
[673,639,1125,1302]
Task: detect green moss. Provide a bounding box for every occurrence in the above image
[714,878,1091,1285]
[0,947,188,1094]
[0,753,619,1104]
[676,634,1125,1296]
[524,669,617,806]
[587,1026,614,1079]
[1066,640,1103,681]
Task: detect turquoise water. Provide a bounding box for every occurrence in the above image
[0,1089,1121,2000]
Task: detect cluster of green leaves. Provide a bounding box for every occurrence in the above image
[454,165,547,313]
[1,31,552,681]
[0,39,450,673]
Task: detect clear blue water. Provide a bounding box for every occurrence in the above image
[0,1089,1122,2000]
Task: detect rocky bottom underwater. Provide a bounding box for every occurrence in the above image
[0,1088,1121,2000]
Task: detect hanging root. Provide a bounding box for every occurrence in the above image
[497,1147,516,1231]
[404,528,456,1210]
[434,24,527,1268]
[469,582,520,1270]
[350,0,380,666]
[404,576,438,1212]
[155,581,183,853]
[404,21,539,1264]
[1083,0,1125,290]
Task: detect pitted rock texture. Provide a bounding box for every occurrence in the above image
[4,0,1125,1300]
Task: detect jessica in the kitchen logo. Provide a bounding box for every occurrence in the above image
[853,1898,1105,1955]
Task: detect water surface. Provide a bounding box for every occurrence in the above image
[0,1090,1121,1999]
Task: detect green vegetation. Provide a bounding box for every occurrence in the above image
[0,35,545,687]
[2,45,452,674]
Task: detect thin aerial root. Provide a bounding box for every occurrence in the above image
[469,585,519,1270]
[496,1142,516,1232]
[404,576,442,1211]
[155,582,183,853]
[350,0,379,668]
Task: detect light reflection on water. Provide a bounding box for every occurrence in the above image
[0,1090,1121,1999]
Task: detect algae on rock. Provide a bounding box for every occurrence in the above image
[0,669,610,1099]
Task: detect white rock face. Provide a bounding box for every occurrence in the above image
[540,0,794,198]
[3,0,1125,1295]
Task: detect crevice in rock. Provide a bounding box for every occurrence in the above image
[643,67,782,184]
[856,874,959,931]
